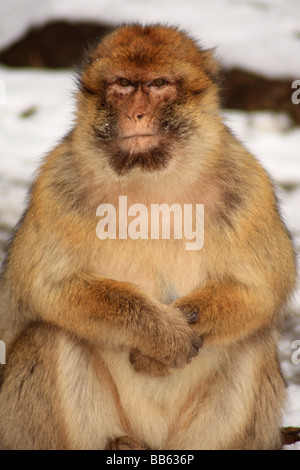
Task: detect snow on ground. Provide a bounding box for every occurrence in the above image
[0,67,75,254]
[284,442,300,450]
[0,66,300,441]
[1,0,300,79]
[222,112,300,255]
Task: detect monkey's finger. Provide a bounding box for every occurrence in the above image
[191,334,204,356]
[186,312,199,324]
[129,349,170,376]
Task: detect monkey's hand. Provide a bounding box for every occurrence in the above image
[130,307,203,376]
[147,305,203,368]
[129,349,170,377]
[172,297,206,337]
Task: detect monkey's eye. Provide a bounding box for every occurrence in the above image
[150,78,167,87]
[118,78,133,87]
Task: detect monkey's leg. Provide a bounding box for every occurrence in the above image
[0,323,133,450]
[168,281,287,449]
[0,323,70,449]
[164,337,285,450]
[106,436,151,450]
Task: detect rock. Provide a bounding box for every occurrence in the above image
[281,427,300,446]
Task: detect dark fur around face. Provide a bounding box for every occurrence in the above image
[105,141,173,176]
[93,98,195,175]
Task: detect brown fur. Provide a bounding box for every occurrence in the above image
[106,436,150,450]
[0,24,296,450]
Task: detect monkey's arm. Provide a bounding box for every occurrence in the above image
[3,242,201,369]
[173,216,296,345]
[173,279,277,343]
[51,273,201,366]
[131,198,296,375]
[129,278,277,374]
[129,274,286,375]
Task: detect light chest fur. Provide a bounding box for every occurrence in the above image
[91,175,221,303]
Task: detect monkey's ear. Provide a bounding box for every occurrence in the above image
[75,45,104,94]
[76,40,100,77]
[202,49,221,83]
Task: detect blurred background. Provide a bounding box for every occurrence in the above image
[0,0,300,445]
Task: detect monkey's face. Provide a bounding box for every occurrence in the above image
[78,25,220,175]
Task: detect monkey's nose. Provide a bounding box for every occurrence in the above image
[126,112,144,122]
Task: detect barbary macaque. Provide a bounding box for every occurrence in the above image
[0,24,296,450]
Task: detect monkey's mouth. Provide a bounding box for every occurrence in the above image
[121,134,157,140]
[119,134,160,151]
